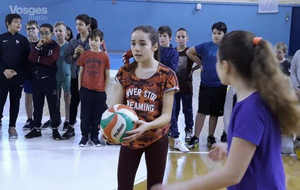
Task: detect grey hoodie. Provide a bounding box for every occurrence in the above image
[290,50,300,88]
[64,36,90,79]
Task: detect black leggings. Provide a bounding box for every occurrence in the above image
[69,78,80,125]
[0,76,23,127]
[117,134,169,190]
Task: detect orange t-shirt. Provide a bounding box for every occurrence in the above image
[77,50,110,92]
[116,63,179,149]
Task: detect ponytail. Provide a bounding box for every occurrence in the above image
[219,31,300,135]
[251,40,300,134]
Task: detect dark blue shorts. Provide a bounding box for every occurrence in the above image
[24,80,33,94]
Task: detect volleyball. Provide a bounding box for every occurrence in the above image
[100,104,138,143]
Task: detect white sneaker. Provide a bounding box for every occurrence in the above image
[174,139,189,153]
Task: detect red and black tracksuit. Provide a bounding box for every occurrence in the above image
[29,40,61,129]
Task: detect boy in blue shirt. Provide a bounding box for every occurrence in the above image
[186,22,228,149]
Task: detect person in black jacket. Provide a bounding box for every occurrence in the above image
[0,14,30,139]
[25,23,61,140]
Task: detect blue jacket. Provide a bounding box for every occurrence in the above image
[159,45,179,72]
[0,31,30,82]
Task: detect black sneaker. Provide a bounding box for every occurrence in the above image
[23,119,34,130]
[207,135,216,148]
[91,137,102,147]
[187,136,199,149]
[62,121,69,131]
[52,129,62,140]
[79,136,89,147]
[41,120,51,130]
[25,129,42,139]
[220,130,227,143]
[61,127,75,140]
[185,129,193,143]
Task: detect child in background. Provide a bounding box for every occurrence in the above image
[158,25,179,71]
[25,23,61,140]
[53,22,71,132]
[172,28,199,152]
[23,20,39,130]
[64,14,91,139]
[186,22,228,149]
[77,29,110,146]
[274,42,291,76]
[158,26,188,152]
[0,14,30,137]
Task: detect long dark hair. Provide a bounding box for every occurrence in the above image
[128,25,160,71]
[218,30,300,135]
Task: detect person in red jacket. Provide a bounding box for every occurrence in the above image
[25,23,62,140]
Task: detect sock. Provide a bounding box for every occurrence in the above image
[174,138,180,144]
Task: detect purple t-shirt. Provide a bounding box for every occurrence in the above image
[227,92,285,190]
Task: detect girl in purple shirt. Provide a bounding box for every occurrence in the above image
[152,31,300,190]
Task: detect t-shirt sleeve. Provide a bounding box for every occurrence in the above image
[163,69,179,93]
[115,66,126,86]
[233,108,265,146]
[77,52,85,67]
[105,54,110,69]
[194,43,205,55]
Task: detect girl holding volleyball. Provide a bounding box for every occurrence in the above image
[114,25,178,190]
[152,31,300,190]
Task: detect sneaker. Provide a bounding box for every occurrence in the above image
[185,129,193,142]
[52,130,61,140]
[23,119,34,130]
[207,135,216,148]
[220,130,227,143]
[41,120,51,130]
[187,136,199,149]
[79,136,89,147]
[8,127,18,139]
[62,121,69,131]
[25,129,42,139]
[91,137,102,147]
[174,139,189,153]
[61,127,75,140]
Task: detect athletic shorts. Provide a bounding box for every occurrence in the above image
[57,80,71,93]
[24,80,33,94]
[197,84,227,116]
